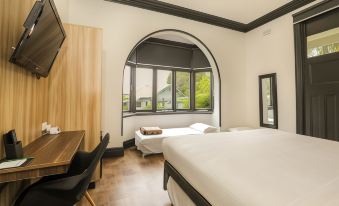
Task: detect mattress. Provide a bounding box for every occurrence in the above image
[135,127,203,155]
[163,129,339,206]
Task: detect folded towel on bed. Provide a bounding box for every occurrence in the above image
[140,127,163,135]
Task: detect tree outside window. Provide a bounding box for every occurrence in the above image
[195,72,211,109]
[176,71,190,110]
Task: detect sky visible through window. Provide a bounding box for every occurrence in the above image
[136,68,153,110]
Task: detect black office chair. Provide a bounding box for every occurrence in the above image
[14,133,110,206]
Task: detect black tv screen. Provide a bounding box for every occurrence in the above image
[9,0,66,78]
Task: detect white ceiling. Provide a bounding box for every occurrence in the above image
[159,0,292,24]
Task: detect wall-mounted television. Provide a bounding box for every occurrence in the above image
[9,0,66,78]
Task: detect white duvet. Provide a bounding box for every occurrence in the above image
[163,129,339,206]
[135,127,203,155]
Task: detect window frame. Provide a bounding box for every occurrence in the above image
[124,63,213,114]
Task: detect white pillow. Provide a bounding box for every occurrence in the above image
[190,123,218,133]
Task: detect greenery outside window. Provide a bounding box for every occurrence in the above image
[195,71,212,110]
[176,71,191,110]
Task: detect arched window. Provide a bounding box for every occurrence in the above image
[123,37,213,114]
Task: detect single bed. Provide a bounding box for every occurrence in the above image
[162,129,339,206]
[135,123,218,155]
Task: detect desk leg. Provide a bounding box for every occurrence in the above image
[85,191,96,206]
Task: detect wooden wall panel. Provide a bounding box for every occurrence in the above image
[0,0,48,158]
[0,0,102,205]
[48,23,102,165]
[0,0,48,205]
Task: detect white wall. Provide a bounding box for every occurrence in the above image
[64,0,247,147]
[54,0,69,22]
[121,29,221,142]
[244,1,321,133]
[55,0,323,147]
[245,15,296,132]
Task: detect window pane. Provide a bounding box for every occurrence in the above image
[157,70,173,110]
[195,72,211,109]
[136,68,153,111]
[122,65,131,111]
[176,71,190,109]
[307,27,339,58]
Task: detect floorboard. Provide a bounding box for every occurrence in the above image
[78,148,172,206]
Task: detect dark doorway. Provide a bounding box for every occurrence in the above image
[304,52,339,140]
[294,2,339,141]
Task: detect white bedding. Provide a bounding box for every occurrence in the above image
[163,129,339,206]
[135,127,203,155]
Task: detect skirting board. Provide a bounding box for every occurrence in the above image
[103,147,124,158]
[123,138,135,149]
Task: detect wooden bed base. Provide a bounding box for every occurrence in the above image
[163,161,211,206]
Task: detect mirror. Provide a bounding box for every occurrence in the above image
[259,73,278,129]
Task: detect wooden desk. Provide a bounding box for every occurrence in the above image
[0,131,84,183]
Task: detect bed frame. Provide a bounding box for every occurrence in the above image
[163,160,212,206]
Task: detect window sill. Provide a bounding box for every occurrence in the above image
[123,111,213,118]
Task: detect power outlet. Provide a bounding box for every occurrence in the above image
[263,29,272,36]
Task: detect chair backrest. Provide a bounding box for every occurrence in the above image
[75,133,109,199]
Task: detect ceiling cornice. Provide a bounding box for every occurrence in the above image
[145,37,199,49]
[246,0,316,31]
[106,0,247,32]
[106,0,317,33]
[293,0,339,23]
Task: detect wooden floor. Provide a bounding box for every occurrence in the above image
[78,148,172,206]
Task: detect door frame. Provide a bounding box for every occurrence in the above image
[293,0,339,134]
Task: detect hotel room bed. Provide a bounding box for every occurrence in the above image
[135,123,218,155]
[135,127,203,155]
[162,129,339,206]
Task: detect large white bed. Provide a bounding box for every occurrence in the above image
[163,129,339,206]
